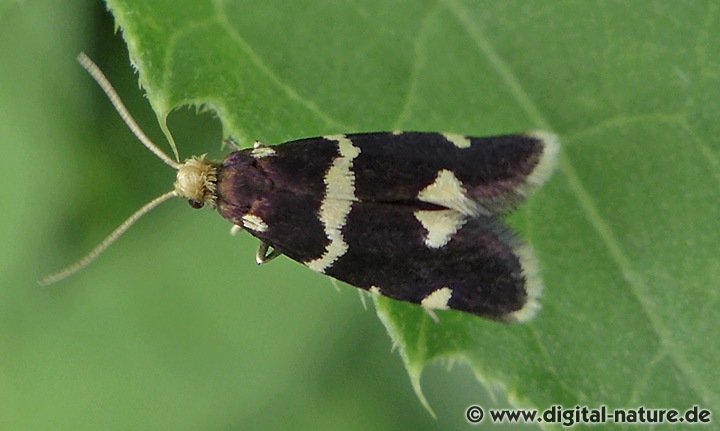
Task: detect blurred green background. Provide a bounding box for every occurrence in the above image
[0,2,522,429]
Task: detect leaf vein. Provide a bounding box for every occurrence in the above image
[211,0,349,131]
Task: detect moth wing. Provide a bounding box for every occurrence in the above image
[244,197,539,321]
[322,202,541,321]
[345,131,559,215]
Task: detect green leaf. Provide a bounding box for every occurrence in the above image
[2,0,719,427]
[27,0,714,426]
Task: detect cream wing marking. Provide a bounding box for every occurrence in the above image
[305,135,360,273]
[442,133,472,148]
[420,287,453,310]
[414,209,467,248]
[417,169,480,216]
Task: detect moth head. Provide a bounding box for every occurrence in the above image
[174,155,218,209]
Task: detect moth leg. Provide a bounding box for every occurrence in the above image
[223,138,242,151]
[256,241,282,265]
[229,225,243,236]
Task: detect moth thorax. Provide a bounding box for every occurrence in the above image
[174,155,218,208]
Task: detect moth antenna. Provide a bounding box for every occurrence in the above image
[40,55,187,285]
[76,52,181,169]
[39,190,179,286]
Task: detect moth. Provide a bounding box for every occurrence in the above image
[41,54,559,322]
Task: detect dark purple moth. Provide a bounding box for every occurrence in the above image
[41,54,559,322]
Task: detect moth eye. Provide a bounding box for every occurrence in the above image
[188,199,204,209]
